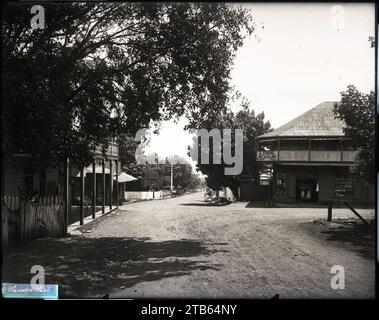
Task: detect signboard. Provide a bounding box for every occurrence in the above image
[257,151,277,161]
[2,283,58,300]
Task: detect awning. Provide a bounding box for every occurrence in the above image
[115,172,138,183]
[75,166,110,177]
[86,166,110,174]
[75,167,137,182]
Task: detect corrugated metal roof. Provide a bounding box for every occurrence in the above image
[258,101,345,139]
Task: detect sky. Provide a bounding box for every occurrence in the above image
[143,3,375,170]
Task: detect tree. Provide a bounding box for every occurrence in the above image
[118,134,145,179]
[334,85,375,184]
[1,2,254,168]
[190,98,271,197]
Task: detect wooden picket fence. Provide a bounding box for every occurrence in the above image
[1,195,65,246]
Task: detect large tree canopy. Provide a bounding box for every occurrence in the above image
[189,98,271,197]
[1,2,253,167]
[334,85,375,184]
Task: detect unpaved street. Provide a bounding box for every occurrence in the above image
[2,192,375,299]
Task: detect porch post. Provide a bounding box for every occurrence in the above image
[92,159,96,219]
[308,137,311,161]
[277,138,280,161]
[64,158,70,233]
[102,159,105,214]
[115,160,119,208]
[80,167,85,225]
[266,165,273,207]
[340,138,343,161]
[109,159,113,210]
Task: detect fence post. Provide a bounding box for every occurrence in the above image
[1,201,8,249]
[19,200,24,241]
[327,201,333,221]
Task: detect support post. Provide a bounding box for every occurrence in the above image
[115,160,119,208]
[277,138,280,161]
[266,166,273,207]
[102,159,105,214]
[170,163,173,197]
[340,138,343,161]
[109,159,113,210]
[92,159,96,219]
[64,158,70,233]
[308,137,311,161]
[80,167,85,225]
[344,201,369,225]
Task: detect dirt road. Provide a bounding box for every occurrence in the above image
[2,192,375,299]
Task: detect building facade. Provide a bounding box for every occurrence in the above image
[2,141,121,229]
[255,102,373,204]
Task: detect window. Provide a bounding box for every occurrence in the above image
[311,140,340,151]
[280,140,308,150]
[334,176,354,199]
[275,173,287,194]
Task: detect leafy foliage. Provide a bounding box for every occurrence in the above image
[190,98,271,197]
[334,85,375,184]
[2,2,254,167]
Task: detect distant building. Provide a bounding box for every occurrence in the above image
[255,102,373,204]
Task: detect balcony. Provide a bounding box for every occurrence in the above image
[94,141,119,159]
[257,150,357,163]
[280,150,309,161]
[256,150,278,161]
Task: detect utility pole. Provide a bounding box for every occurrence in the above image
[170,163,173,197]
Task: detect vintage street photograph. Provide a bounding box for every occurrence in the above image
[1,2,376,299]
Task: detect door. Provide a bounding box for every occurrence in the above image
[296,179,318,202]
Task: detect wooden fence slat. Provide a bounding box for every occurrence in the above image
[2,195,65,243]
[1,204,8,248]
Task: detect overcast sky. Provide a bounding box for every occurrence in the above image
[143,3,375,167]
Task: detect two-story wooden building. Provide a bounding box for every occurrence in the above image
[256,102,373,204]
[2,140,121,230]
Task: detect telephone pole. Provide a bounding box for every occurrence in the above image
[170,163,173,197]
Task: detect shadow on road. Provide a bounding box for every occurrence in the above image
[245,201,328,208]
[180,202,231,207]
[320,219,375,259]
[2,236,228,298]
[245,201,270,208]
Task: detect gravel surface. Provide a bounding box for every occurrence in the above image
[2,192,375,299]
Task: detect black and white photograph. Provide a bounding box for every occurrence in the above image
[0,1,376,302]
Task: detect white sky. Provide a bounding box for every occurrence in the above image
[144,3,375,170]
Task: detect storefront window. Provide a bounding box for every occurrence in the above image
[334,176,354,199]
[275,173,287,195]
